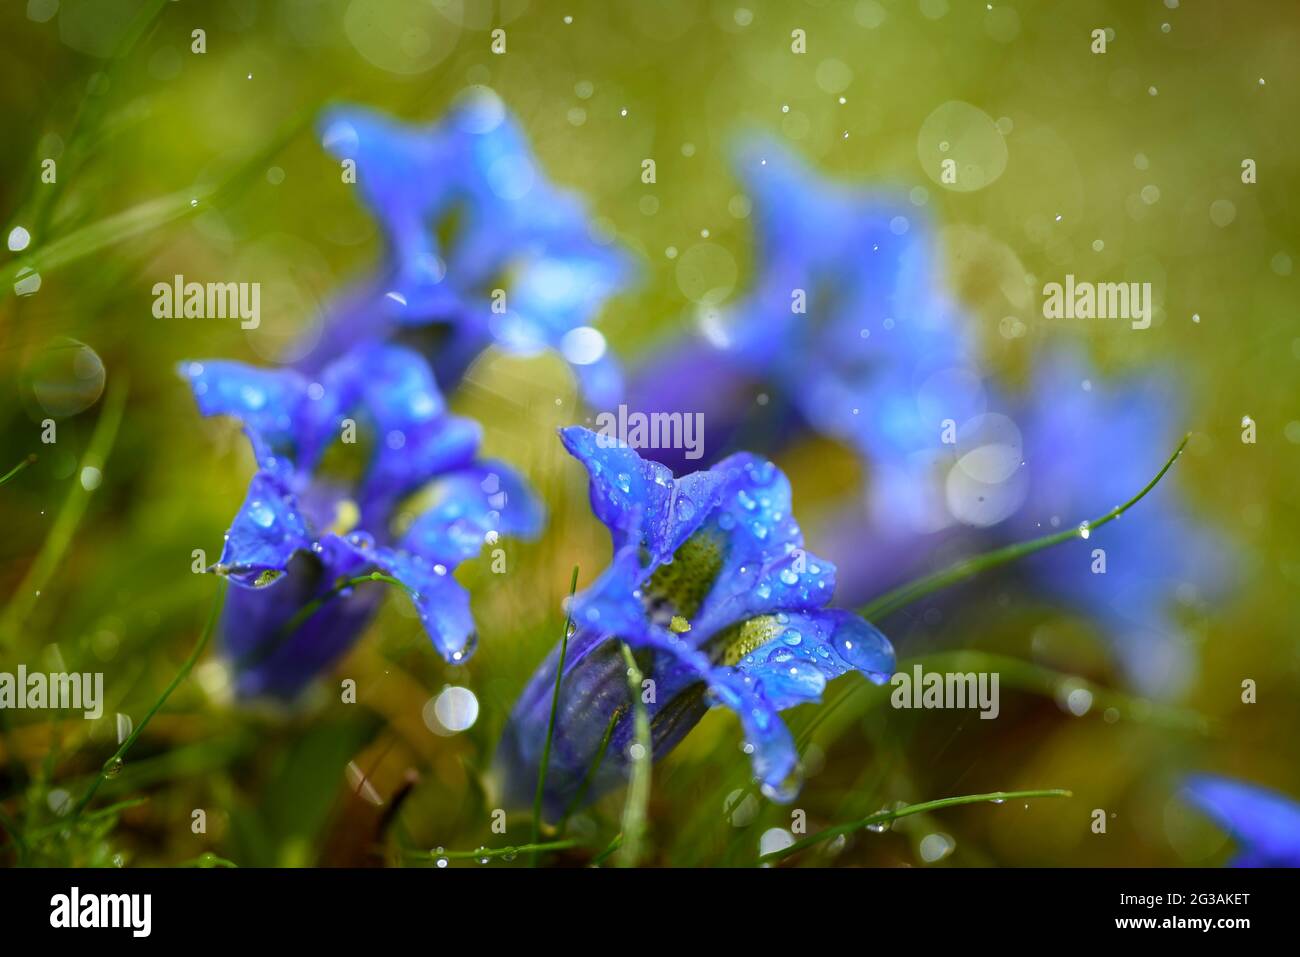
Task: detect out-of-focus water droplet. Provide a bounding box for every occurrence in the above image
[435,685,479,733]
[48,788,72,815]
[759,827,795,860]
[14,266,41,296]
[919,832,956,862]
[115,713,133,744]
[27,338,106,416]
[918,101,1008,192]
[724,789,759,827]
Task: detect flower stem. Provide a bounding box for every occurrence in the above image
[759,788,1073,865]
[615,642,651,867]
[858,433,1190,621]
[532,564,581,863]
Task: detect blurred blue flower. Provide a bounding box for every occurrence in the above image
[826,348,1228,696]
[308,88,632,407]
[495,426,894,818]
[1183,775,1300,866]
[182,341,543,697]
[999,351,1227,693]
[628,135,985,509]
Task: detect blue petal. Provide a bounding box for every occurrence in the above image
[709,670,800,798]
[217,472,312,585]
[733,610,896,709]
[691,453,837,636]
[180,360,312,478]
[331,532,478,664]
[559,426,727,561]
[317,106,461,312]
[399,463,545,566]
[1183,775,1300,867]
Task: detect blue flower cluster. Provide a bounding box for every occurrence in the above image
[183,89,1236,827]
[182,343,541,697]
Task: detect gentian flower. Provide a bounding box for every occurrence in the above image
[307,88,632,407]
[495,427,895,818]
[825,348,1228,696]
[1183,775,1300,866]
[960,350,1225,695]
[182,341,542,698]
[628,134,985,521]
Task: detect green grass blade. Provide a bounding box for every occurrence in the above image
[615,641,650,867]
[70,577,228,819]
[531,564,580,861]
[759,788,1073,865]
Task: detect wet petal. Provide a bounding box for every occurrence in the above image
[217,472,312,585]
[400,463,544,566]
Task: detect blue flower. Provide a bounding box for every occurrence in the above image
[1183,775,1300,866]
[955,350,1227,694]
[307,88,632,407]
[627,135,985,503]
[495,427,894,818]
[181,341,543,697]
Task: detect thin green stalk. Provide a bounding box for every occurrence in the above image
[558,709,620,835]
[759,788,1073,865]
[0,380,127,648]
[532,565,581,861]
[70,579,227,819]
[858,434,1190,621]
[590,832,623,867]
[412,839,582,864]
[615,642,651,867]
[0,455,36,488]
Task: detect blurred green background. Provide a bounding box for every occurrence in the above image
[1,0,1297,867]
